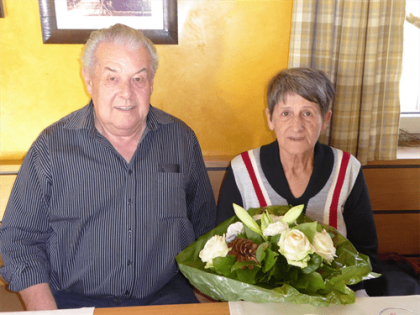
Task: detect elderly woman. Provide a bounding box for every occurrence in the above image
[216,67,378,295]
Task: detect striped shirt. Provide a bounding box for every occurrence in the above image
[0,103,216,299]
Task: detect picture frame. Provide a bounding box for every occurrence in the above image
[38,0,178,44]
[0,0,4,18]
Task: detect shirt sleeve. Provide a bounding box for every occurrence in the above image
[0,137,53,292]
[343,168,379,281]
[185,135,217,240]
[216,165,243,225]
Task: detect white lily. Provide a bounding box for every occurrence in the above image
[232,203,264,238]
[280,204,304,225]
[260,210,274,233]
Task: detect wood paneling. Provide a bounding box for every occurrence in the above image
[208,170,226,202]
[363,167,420,211]
[374,213,420,255]
[363,165,419,255]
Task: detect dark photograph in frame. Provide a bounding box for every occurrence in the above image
[39,0,178,44]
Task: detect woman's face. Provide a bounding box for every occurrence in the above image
[266,93,331,157]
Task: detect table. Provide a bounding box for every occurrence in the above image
[95,302,230,315]
[95,296,420,315]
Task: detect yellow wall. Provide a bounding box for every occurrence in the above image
[0,0,292,162]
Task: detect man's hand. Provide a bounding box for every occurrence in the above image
[193,288,217,303]
[19,283,58,311]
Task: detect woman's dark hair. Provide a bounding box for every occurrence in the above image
[267,67,335,118]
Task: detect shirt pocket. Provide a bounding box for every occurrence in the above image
[155,172,187,219]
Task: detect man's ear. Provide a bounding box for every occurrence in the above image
[322,110,332,132]
[150,78,154,95]
[82,68,93,95]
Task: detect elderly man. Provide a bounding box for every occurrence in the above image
[0,24,216,310]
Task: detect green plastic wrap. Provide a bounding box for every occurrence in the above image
[176,205,379,307]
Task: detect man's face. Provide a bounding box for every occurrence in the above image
[83,42,154,138]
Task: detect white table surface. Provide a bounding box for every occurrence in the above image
[229,295,420,315]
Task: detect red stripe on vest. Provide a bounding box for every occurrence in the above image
[241,151,267,207]
[329,152,351,229]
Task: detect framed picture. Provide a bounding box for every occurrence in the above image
[0,0,4,18]
[38,0,178,44]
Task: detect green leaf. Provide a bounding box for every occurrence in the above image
[292,221,318,243]
[236,232,247,239]
[213,255,237,277]
[243,225,265,244]
[301,253,322,274]
[269,234,281,252]
[262,248,279,273]
[233,203,263,236]
[317,263,342,280]
[294,272,326,294]
[256,242,268,263]
[234,264,261,284]
[231,260,259,272]
[280,204,304,224]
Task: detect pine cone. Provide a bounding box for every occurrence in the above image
[228,238,259,268]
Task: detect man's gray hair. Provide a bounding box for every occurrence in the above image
[267,67,335,118]
[81,23,159,78]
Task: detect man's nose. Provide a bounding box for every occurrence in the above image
[120,80,133,99]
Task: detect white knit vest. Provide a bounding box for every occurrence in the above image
[231,147,361,237]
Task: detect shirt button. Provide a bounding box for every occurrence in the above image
[127,260,132,266]
[128,198,132,204]
[128,170,133,175]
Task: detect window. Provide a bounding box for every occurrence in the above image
[400,1,419,115]
[399,1,420,140]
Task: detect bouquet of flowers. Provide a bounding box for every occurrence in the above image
[176,204,379,306]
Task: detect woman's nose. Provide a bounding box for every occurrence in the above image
[291,116,303,131]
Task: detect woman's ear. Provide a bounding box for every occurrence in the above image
[322,110,332,132]
[266,108,274,131]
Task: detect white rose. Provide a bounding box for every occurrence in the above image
[278,229,314,268]
[313,229,337,264]
[226,222,244,242]
[199,234,231,268]
[263,221,289,236]
[253,214,283,222]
